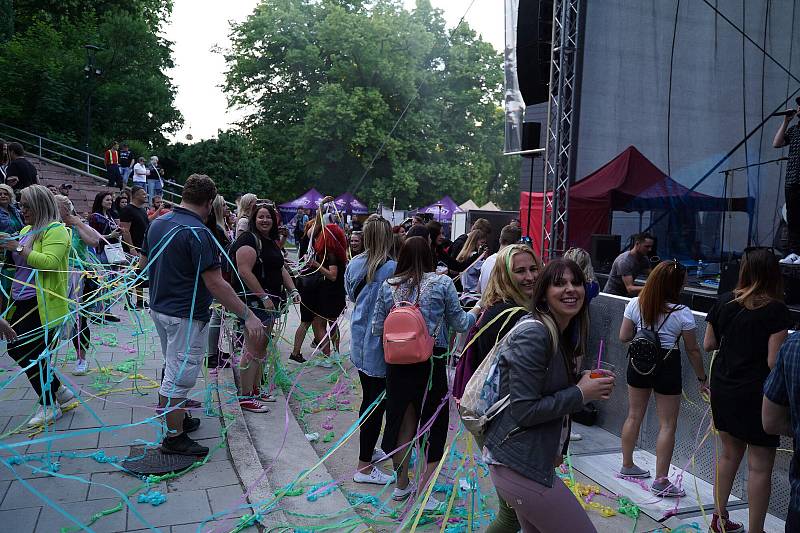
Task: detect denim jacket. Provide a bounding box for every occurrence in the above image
[0,204,23,235]
[345,255,397,377]
[371,272,476,347]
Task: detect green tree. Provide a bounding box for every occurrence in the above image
[225,0,516,209]
[0,0,180,154]
[161,132,270,202]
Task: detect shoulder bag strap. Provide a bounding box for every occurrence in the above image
[353,260,385,303]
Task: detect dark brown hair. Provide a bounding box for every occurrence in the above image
[531,258,589,363]
[182,174,217,205]
[390,236,434,289]
[638,260,687,327]
[734,248,783,309]
[248,203,279,240]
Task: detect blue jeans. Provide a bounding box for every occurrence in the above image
[146,180,163,201]
[120,167,132,186]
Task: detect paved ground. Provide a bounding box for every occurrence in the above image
[0,288,787,532]
[0,306,258,533]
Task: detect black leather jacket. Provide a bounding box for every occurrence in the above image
[483,317,585,487]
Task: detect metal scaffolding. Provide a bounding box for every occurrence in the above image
[542,0,582,259]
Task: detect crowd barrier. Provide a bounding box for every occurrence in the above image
[585,293,792,519]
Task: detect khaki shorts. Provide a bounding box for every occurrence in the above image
[152,311,209,399]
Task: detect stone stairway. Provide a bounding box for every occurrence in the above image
[29,156,115,216]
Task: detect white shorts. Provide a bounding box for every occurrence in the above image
[152,310,209,399]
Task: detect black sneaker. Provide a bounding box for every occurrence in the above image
[103,313,121,323]
[160,433,208,456]
[183,414,200,433]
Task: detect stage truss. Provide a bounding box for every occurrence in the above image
[542,0,582,259]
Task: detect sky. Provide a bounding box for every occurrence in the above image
[163,0,504,142]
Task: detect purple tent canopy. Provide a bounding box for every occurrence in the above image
[333,192,369,215]
[415,196,462,222]
[278,188,325,215]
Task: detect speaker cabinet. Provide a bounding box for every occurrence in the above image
[590,234,621,274]
[521,122,542,152]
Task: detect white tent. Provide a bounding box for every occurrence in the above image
[459,199,480,211]
[480,201,501,211]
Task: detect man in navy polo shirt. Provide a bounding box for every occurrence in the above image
[142,174,264,456]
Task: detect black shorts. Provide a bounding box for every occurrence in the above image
[626,348,682,395]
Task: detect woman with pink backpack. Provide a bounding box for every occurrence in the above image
[371,236,480,511]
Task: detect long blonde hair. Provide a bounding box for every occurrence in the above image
[456,228,487,262]
[21,185,60,239]
[482,244,541,307]
[362,215,393,283]
[212,194,226,231]
[238,193,257,219]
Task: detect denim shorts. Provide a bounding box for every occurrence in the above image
[152,310,209,399]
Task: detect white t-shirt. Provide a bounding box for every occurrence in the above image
[623,297,695,349]
[479,252,498,293]
[132,163,148,183]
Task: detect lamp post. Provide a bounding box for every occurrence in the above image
[83,44,102,172]
[435,203,443,223]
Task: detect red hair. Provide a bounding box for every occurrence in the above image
[314,224,348,264]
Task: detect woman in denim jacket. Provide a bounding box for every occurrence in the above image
[345,215,397,486]
[372,236,479,511]
[483,259,615,532]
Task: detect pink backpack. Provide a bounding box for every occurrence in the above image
[383,282,439,364]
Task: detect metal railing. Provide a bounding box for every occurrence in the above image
[0,122,185,205]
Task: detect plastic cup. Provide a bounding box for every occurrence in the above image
[590,361,615,379]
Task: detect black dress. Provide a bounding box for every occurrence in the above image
[314,254,346,321]
[706,292,790,447]
[229,232,285,308]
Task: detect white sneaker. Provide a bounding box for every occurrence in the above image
[392,481,416,501]
[780,253,799,264]
[72,359,88,376]
[570,432,582,441]
[371,448,391,463]
[353,467,394,485]
[317,359,333,369]
[55,385,75,404]
[423,495,441,511]
[27,404,62,427]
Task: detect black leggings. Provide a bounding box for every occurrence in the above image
[72,277,91,355]
[357,370,387,463]
[8,298,62,404]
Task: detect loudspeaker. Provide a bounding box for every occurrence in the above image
[781,264,800,305]
[590,234,621,273]
[465,210,518,254]
[718,259,740,295]
[521,122,542,152]
[517,0,553,105]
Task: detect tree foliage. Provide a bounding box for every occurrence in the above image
[0,0,181,152]
[225,0,517,209]
[161,132,269,202]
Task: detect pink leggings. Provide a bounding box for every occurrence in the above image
[489,464,597,533]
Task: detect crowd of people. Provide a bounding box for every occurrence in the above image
[0,147,797,531]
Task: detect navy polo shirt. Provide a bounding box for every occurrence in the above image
[142,206,220,322]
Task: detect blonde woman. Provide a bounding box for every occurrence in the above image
[344,215,397,485]
[0,185,74,425]
[453,243,542,533]
[208,195,233,370]
[564,247,600,301]
[236,193,257,238]
[455,228,488,263]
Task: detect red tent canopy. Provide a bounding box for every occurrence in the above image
[520,146,746,251]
